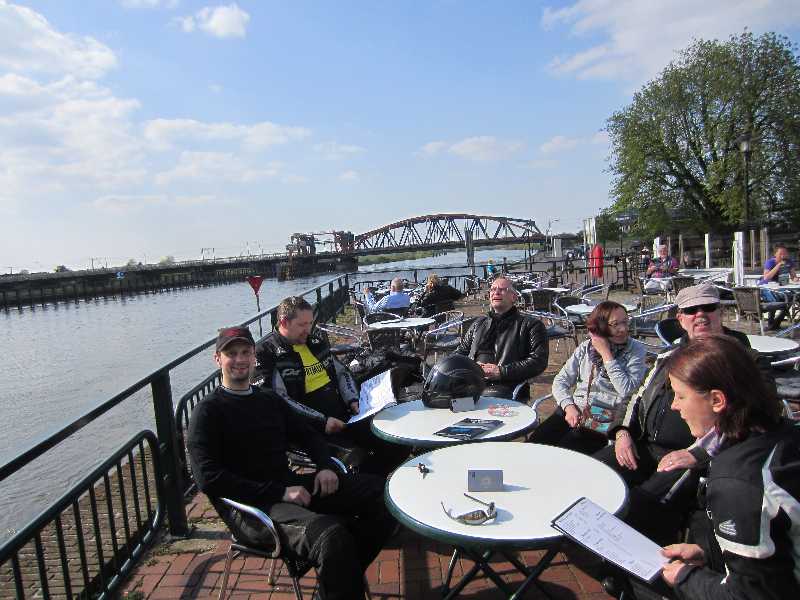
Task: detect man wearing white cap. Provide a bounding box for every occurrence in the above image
[594,282,751,543]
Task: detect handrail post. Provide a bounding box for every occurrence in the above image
[151,370,189,537]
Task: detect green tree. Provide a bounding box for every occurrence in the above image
[595,211,621,246]
[607,31,800,232]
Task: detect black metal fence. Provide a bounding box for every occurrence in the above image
[0,274,350,600]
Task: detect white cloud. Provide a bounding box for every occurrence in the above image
[541,0,800,83]
[120,0,179,8]
[143,118,311,150]
[313,141,365,160]
[449,136,525,161]
[338,170,360,182]
[92,194,165,214]
[155,151,283,184]
[178,3,250,39]
[209,83,222,93]
[418,141,448,156]
[539,131,609,155]
[539,135,581,155]
[0,1,117,79]
[418,137,524,162]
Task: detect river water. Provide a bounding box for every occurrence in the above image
[0,248,528,539]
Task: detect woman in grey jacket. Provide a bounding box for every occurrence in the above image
[528,301,648,454]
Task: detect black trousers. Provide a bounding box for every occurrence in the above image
[228,472,394,600]
[593,443,700,546]
[527,408,608,455]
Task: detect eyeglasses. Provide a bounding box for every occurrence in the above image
[608,319,629,328]
[441,493,497,525]
[680,303,719,315]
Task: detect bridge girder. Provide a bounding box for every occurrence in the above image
[353,213,543,252]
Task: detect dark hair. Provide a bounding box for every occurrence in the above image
[586,301,627,338]
[277,296,313,323]
[774,243,787,252]
[664,334,781,440]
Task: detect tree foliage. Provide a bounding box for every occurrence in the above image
[607,31,800,232]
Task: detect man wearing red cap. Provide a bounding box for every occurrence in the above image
[188,326,394,600]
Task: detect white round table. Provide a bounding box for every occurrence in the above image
[372,397,538,447]
[746,335,799,354]
[367,317,435,330]
[386,442,628,597]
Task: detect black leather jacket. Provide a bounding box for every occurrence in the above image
[675,421,800,600]
[254,331,359,431]
[455,307,548,398]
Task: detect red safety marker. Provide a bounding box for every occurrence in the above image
[246,275,264,295]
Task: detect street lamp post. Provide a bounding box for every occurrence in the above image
[737,133,752,227]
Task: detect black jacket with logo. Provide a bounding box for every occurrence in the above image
[675,421,800,600]
[254,331,359,431]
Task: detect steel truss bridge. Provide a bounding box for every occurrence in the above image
[351,213,544,256]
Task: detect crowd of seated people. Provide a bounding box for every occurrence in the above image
[187,273,798,599]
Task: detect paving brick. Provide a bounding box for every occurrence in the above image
[166,553,195,575]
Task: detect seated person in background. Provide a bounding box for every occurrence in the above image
[255,296,409,475]
[759,243,797,330]
[760,243,797,285]
[528,301,648,455]
[364,277,410,313]
[188,326,396,600]
[417,273,463,316]
[593,283,751,544]
[631,335,799,600]
[644,244,678,292]
[455,276,548,400]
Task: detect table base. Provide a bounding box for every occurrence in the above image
[441,545,560,599]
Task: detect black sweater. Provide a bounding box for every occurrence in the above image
[187,386,336,507]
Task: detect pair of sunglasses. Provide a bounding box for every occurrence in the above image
[441,493,497,525]
[681,303,719,315]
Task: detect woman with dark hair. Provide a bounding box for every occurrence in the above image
[528,301,648,454]
[654,334,800,599]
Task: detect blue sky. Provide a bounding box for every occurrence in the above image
[1,1,799,271]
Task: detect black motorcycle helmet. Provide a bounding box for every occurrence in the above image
[421,354,486,409]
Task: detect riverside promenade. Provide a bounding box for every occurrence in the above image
[118,286,753,600]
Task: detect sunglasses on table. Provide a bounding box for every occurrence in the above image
[441,493,497,525]
[680,303,719,315]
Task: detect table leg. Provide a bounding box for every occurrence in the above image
[504,545,560,600]
[443,549,459,591]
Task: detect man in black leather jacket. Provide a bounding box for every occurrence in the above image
[254,296,408,475]
[455,276,548,400]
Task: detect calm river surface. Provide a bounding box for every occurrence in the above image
[0,248,527,539]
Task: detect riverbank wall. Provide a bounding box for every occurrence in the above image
[0,254,357,309]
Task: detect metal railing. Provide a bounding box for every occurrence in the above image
[0,274,351,600]
[0,432,163,600]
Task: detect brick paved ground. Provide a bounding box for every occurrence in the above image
[119,493,616,600]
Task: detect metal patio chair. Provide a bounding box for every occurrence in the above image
[216,457,372,600]
[732,287,787,335]
[655,318,684,347]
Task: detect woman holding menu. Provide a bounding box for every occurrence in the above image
[656,335,800,599]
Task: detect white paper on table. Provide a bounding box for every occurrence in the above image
[551,497,668,582]
[348,370,397,424]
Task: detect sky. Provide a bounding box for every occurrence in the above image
[1,1,798,272]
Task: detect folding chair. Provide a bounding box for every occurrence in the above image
[732,287,787,335]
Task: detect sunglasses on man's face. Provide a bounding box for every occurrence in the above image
[680,303,719,315]
[441,493,497,525]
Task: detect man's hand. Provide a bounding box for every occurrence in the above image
[313,469,339,498]
[657,449,697,472]
[349,401,360,415]
[614,430,638,470]
[477,362,501,380]
[564,404,581,428]
[282,485,311,506]
[325,417,347,434]
[661,544,705,587]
